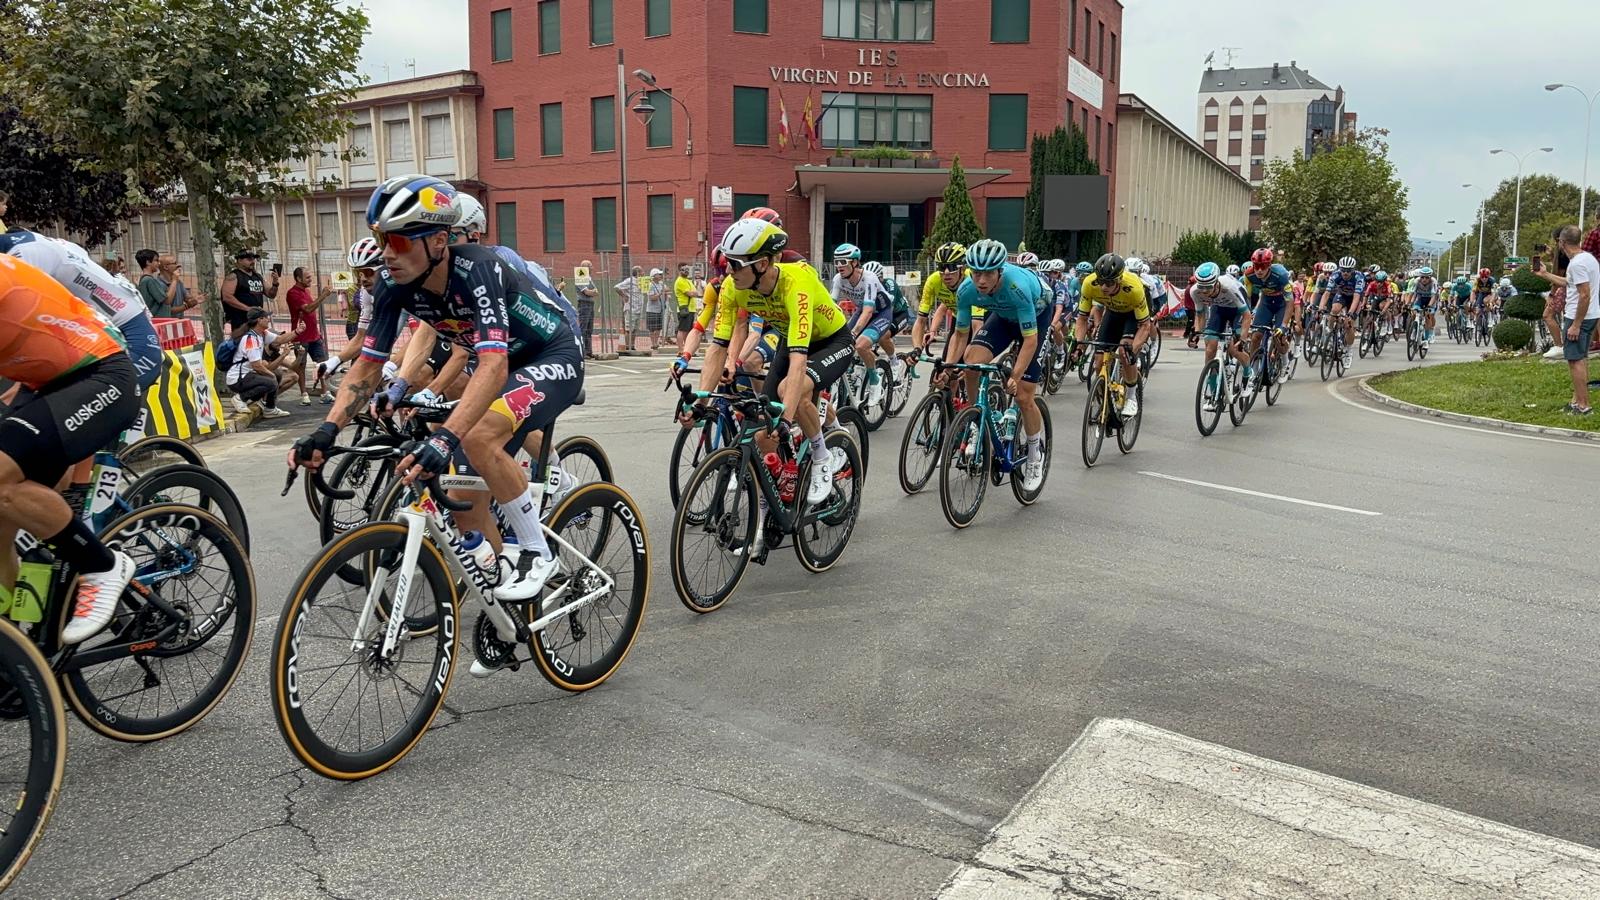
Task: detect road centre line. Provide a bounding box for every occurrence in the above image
[1139,471,1382,516]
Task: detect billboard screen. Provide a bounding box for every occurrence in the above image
[1042,175,1110,231]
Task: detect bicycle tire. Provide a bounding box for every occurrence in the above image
[1081,374,1106,468]
[116,435,205,480]
[1196,359,1223,436]
[62,504,255,742]
[1010,398,1051,506]
[1230,357,1250,425]
[886,358,912,417]
[0,620,66,894]
[668,417,720,510]
[897,391,948,495]
[123,462,252,552]
[526,481,649,691]
[670,448,757,614]
[938,406,990,529]
[1265,350,1285,407]
[1117,383,1143,454]
[794,431,863,572]
[859,360,892,432]
[271,521,456,780]
[835,406,870,475]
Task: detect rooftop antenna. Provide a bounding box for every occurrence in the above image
[1221,47,1242,67]
[404,58,417,78]
[380,62,390,81]
[1203,51,1215,69]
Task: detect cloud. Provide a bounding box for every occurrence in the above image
[350,0,469,82]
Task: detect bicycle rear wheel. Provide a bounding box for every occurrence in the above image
[1010,399,1052,506]
[938,406,990,528]
[123,463,251,551]
[670,448,757,613]
[0,620,66,894]
[317,437,400,544]
[897,391,947,495]
[1082,374,1106,468]
[117,435,205,480]
[835,406,870,474]
[794,431,863,571]
[1229,359,1250,426]
[1195,359,1223,436]
[1265,348,1285,407]
[886,358,913,417]
[551,435,614,505]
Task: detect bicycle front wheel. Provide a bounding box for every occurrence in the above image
[886,359,913,417]
[271,522,458,780]
[938,406,990,529]
[0,620,66,894]
[1010,399,1052,506]
[835,406,871,475]
[794,431,863,572]
[1082,374,1106,468]
[897,391,948,495]
[117,435,205,480]
[318,439,399,545]
[670,448,757,614]
[1117,383,1144,454]
[862,360,892,432]
[1196,359,1222,436]
[668,418,721,511]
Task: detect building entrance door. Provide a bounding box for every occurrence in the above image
[824,203,925,266]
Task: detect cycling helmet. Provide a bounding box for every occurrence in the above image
[1016,251,1040,269]
[1225,264,1241,278]
[1194,261,1220,285]
[710,248,727,272]
[366,174,459,236]
[933,242,967,267]
[1040,258,1067,274]
[1321,261,1338,274]
[1337,256,1357,270]
[1093,253,1126,282]
[740,206,783,227]
[1074,261,1093,275]
[1479,267,1491,278]
[1125,256,1144,275]
[966,239,1009,271]
[719,218,788,259]
[1500,276,1512,285]
[347,237,383,269]
[1418,266,1433,276]
[1456,274,1468,283]
[832,242,862,261]
[862,260,885,278]
[1242,262,1255,275]
[1251,247,1275,267]
[451,194,487,236]
[1376,271,1388,282]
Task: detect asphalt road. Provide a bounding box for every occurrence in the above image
[18,332,1600,899]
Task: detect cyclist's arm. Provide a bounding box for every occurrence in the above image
[421,345,472,397]
[945,289,973,365]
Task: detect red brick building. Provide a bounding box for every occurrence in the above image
[469,0,1122,270]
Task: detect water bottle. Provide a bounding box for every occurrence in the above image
[780,459,799,504]
[460,531,499,582]
[999,405,1019,442]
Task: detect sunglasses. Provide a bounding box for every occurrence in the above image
[937,263,963,273]
[834,258,857,267]
[371,227,441,254]
[724,256,761,272]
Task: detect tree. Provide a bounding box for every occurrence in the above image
[1257,136,1410,272]
[5,0,367,345]
[1219,229,1258,266]
[0,105,166,246]
[1440,176,1600,276]
[924,155,984,258]
[1022,124,1106,262]
[1170,229,1227,267]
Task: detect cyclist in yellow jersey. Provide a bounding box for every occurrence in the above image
[701,220,853,505]
[1073,253,1152,418]
[676,252,778,390]
[913,242,981,349]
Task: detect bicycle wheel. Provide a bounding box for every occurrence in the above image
[1265,348,1285,407]
[897,391,947,495]
[1229,358,1250,426]
[123,463,252,552]
[938,406,990,529]
[668,417,722,511]
[526,482,649,691]
[886,358,913,417]
[670,448,757,614]
[1117,383,1144,454]
[1335,340,1349,377]
[1406,323,1419,361]
[1195,359,1223,436]
[318,440,399,545]
[116,435,205,480]
[1081,374,1106,468]
[860,360,892,432]
[552,434,613,495]
[794,431,863,571]
[0,620,66,894]
[1043,343,1064,395]
[1242,346,1264,415]
[62,504,255,741]
[835,406,870,475]
[1149,326,1163,365]
[1358,322,1371,358]
[271,521,456,780]
[1010,399,1052,506]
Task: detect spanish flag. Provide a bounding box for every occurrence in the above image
[802,94,819,150]
[777,95,791,149]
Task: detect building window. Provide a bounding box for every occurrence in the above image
[540,103,563,156]
[542,200,565,252]
[733,87,768,146]
[647,0,670,36]
[820,92,931,149]
[1110,33,1117,77]
[591,96,615,152]
[491,8,513,61]
[385,119,413,164]
[824,0,933,41]
[1252,97,1267,114]
[734,0,768,33]
[424,113,453,159]
[495,202,518,252]
[986,197,1024,249]
[647,194,674,251]
[349,116,372,160]
[988,94,1027,151]
[1251,130,1266,141]
[1097,21,1105,74]
[991,0,1028,43]
[1083,10,1091,62]
[592,197,617,251]
[1069,0,1076,51]
[493,108,515,159]
[645,89,673,148]
[589,0,612,45]
[538,0,561,53]
[1093,116,1101,161]
[733,193,770,217]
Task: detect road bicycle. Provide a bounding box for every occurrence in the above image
[1300,304,1324,365]
[669,392,863,614]
[1473,304,1492,347]
[935,360,1052,529]
[0,618,66,892]
[1041,326,1085,395]
[840,348,894,431]
[1195,329,1249,436]
[1357,306,1387,359]
[1319,312,1350,381]
[1081,339,1144,468]
[1406,305,1432,361]
[272,420,649,780]
[1246,323,1291,410]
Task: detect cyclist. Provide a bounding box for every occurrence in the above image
[0,254,141,643]
[739,207,808,264]
[1494,276,1516,323]
[830,243,890,407]
[940,239,1047,490]
[1191,262,1253,405]
[1225,264,1242,280]
[0,228,162,391]
[703,219,852,505]
[289,174,585,614]
[1039,259,1072,342]
[1316,256,1365,363]
[1242,248,1292,376]
[1449,274,1473,329]
[861,261,912,360]
[1073,253,1152,419]
[317,238,386,382]
[1361,271,1392,343]
[1472,267,1495,309]
[1411,266,1438,344]
[913,242,978,350]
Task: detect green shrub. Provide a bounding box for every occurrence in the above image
[846,145,915,160]
[1503,292,1545,321]
[1510,267,1548,297]
[1493,318,1534,352]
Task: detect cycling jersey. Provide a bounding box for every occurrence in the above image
[0,255,127,389]
[1045,276,1071,312]
[919,273,983,318]
[1077,271,1150,317]
[956,263,1042,334]
[1451,281,1472,301]
[713,261,846,351]
[1364,282,1392,300]
[830,269,887,315]
[1064,274,1084,307]
[486,244,581,338]
[1243,263,1292,299]
[1193,274,1249,309]
[878,278,912,317]
[1496,285,1516,300]
[1474,276,1495,297]
[1324,271,1365,301]
[1412,277,1437,299]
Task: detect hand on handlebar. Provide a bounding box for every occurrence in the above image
[287,422,341,473]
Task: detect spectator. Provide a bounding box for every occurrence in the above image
[225,308,293,418]
[673,262,701,354]
[286,266,334,405]
[645,267,668,349]
[222,249,280,336]
[0,190,8,230]
[575,260,598,358]
[613,265,647,352]
[101,255,136,291]
[135,248,182,317]
[1541,225,1571,360]
[158,254,194,315]
[1554,225,1598,415]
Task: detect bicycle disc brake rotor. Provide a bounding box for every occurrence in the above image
[473,611,519,670]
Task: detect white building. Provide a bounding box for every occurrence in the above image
[1115,93,1252,260]
[1196,62,1353,228]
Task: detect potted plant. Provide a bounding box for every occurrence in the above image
[826,153,851,167]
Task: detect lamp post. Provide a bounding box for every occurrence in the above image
[1443,220,1456,277]
[1490,146,1554,256]
[1546,83,1598,227]
[1462,184,1487,272]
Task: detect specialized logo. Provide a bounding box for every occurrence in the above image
[501,373,547,423]
[417,186,456,224]
[65,383,122,432]
[39,313,98,340]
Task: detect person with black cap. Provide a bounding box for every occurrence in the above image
[226,307,294,417]
[221,249,280,336]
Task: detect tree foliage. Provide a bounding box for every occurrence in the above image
[1023,124,1105,262]
[1257,133,1410,273]
[1171,229,1227,267]
[1492,318,1534,353]
[925,155,984,258]
[1439,176,1599,278]
[4,0,368,344]
[1219,229,1258,266]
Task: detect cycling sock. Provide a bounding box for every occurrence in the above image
[809,432,828,462]
[46,517,115,575]
[867,368,880,384]
[1026,432,1043,464]
[501,486,552,561]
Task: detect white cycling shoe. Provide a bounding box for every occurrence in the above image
[63,552,135,644]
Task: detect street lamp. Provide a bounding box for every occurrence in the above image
[1490,146,1555,255]
[1546,83,1598,227]
[1444,220,1457,277]
[1462,184,1487,272]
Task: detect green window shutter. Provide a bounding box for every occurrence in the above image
[495,202,519,252]
[590,96,615,152]
[732,194,770,218]
[542,200,565,252]
[540,102,563,156]
[987,94,1027,151]
[490,8,513,61]
[646,89,673,148]
[646,0,670,36]
[990,0,1029,43]
[592,197,617,251]
[538,1,560,53]
[647,195,674,251]
[589,0,613,45]
[493,108,515,159]
[732,87,768,146]
[986,197,1024,250]
[733,0,768,33]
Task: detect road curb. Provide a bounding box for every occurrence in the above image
[1358,375,1600,442]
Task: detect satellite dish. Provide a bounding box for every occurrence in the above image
[1204,51,1215,67]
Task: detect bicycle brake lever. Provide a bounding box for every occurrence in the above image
[281,467,299,497]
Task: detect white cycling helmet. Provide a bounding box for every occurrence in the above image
[1338,255,1357,270]
[347,237,383,269]
[1016,251,1040,269]
[1125,256,1144,275]
[1321,261,1338,274]
[1225,264,1241,278]
[1041,258,1067,274]
[862,260,885,278]
[1500,276,1511,286]
[452,194,487,237]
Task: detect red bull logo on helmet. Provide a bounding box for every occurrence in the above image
[417,186,457,225]
[501,374,546,423]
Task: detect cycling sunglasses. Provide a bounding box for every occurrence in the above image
[833,258,858,268]
[724,255,761,272]
[371,227,443,254]
[937,263,963,273]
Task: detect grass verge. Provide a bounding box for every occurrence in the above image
[1370,356,1600,432]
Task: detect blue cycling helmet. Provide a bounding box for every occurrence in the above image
[1419,266,1433,276]
[1376,271,1388,282]
[1074,261,1093,275]
[1194,262,1220,285]
[965,239,1008,271]
[832,243,862,261]
[367,174,459,236]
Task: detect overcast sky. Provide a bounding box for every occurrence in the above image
[354,0,1595,244]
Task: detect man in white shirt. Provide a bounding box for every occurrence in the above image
[227,308,295,418]
[613,266,647,353]
[1558,224,1600,415]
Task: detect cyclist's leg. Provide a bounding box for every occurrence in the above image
[794,331,855,491]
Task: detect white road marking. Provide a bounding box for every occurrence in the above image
[1140,470,1382,516]
[939,718,1600,899]
[1328,376,1600,449]
[584,373,621,380]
